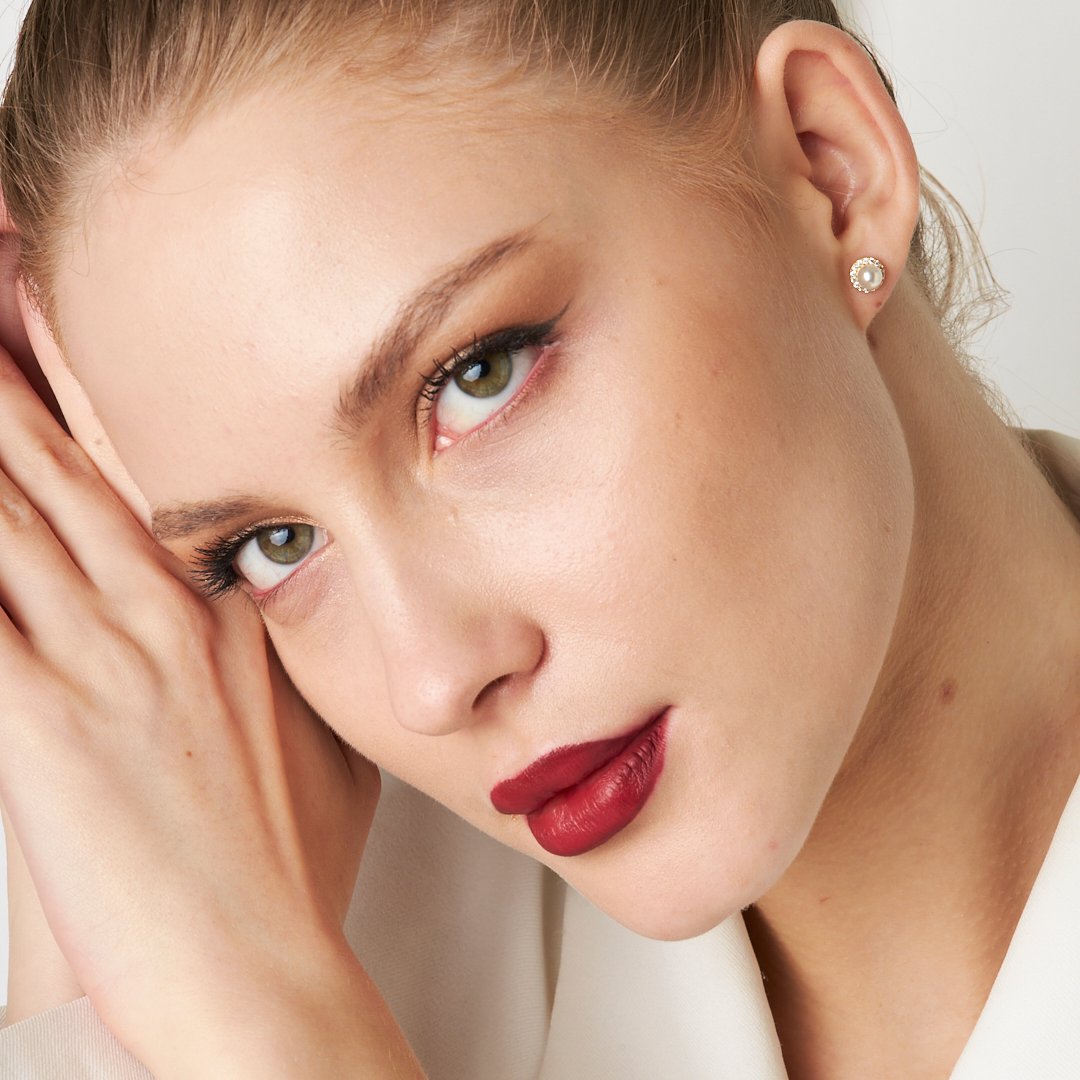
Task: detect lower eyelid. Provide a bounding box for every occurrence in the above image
[238,529,331,596]
[247,538,333,610]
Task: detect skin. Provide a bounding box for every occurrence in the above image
[2,19,1079,1080]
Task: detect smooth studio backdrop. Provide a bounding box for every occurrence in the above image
[1,0,1078,1007]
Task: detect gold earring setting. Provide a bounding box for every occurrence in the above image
[849,256,886,294]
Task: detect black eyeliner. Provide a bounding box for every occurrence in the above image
[192,312,566,599]
[416,312,563,419]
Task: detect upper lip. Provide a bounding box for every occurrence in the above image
[490,709,667,816]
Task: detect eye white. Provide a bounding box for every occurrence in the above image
[234,524,328,592]
[433,345,541,445]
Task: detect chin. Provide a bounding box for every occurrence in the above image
[567,849,789,942]
[612,902,742,942]
[582,881,753,942]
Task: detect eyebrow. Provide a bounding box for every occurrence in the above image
[151,496,263,542]
[149,228,536,544]
[333,227,536,436]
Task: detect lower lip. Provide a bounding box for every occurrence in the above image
[526,711,669,857]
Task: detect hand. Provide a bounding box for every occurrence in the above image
[0,348,413,1077]
[0,213,82,1022]
[0,207,150,1023]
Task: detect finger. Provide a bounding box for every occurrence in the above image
[0,337,81,445]
[0,458,100,639]
[0,348,169,592]
[0,579,31,651]
[0,218,63,425]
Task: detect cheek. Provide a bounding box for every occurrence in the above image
[501,308,915,936]
[266,579,388,735]
[529,293,913,701]
[263,571,508,829]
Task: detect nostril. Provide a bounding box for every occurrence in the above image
[472,632,547,712]
[473,671,513,711]
[385,620,546,734]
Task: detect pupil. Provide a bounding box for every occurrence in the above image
[455,349,513,398]
[257,523,314,564]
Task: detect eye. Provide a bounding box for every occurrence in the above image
[233,523,328,592]
[432,342,544,448]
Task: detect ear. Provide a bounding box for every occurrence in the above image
[1,196,150,526]
[17,281,152,528]
[0,206,63,422]
[750,20,921,329]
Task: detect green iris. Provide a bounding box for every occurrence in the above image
[455,350,513,398]
[257,524,315,565]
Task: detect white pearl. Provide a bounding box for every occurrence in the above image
[850,257,885,294]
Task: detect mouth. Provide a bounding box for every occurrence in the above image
[490,708,670,857]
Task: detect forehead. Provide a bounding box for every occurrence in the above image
[52,79,611,502]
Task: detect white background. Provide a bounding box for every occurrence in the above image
[1,0,1078,1007]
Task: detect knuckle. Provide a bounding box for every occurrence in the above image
[171,597,219,646]
[2,671,90,748]
[34,434,97,481]
[0,485,41,531]
[4,430,97,489]
[141,572,219,643]
[108,632,171,704]
[77,620,174,717]
[45,690,98,737]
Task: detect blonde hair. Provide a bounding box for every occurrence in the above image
[0,0,1004,355]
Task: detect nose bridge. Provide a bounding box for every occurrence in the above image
[341,509,543,737]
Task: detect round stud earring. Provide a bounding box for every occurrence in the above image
[849,256,886,294]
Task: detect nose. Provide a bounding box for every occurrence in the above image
[353,539,546,738]
[382,608,545,736]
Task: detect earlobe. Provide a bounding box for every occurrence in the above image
[751,20,920,325]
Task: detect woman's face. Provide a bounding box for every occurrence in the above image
[54,74,914,939]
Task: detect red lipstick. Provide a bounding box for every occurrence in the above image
[490,709,669,857]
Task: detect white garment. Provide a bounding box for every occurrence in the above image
[2,428,1078,1080]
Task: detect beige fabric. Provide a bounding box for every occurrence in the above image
[0,999,151,1080]
[2,427,1079,1079]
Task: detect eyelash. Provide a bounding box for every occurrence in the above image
[416,314,561,426]
[191,314,563,601]
[190,525,270,601]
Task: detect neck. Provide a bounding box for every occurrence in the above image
[745,280,1080,1080]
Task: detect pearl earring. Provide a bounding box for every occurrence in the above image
[849,256,886,294]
